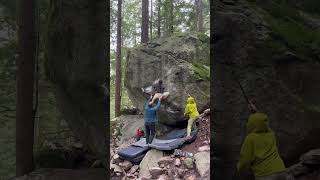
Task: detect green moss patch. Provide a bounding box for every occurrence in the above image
[191,63,210,81]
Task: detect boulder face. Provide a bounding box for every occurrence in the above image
[47,0,107,158]
[213,0,320,180]
[125,34,210,126]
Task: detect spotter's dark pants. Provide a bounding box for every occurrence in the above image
[145,122,156,144]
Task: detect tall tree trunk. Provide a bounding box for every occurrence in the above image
[16,0,36,176]
[195,0,204,32]
[141,0,149,43]
[169,0,173,34]
[115,0,122,117]
[157,0,161,38]
[134,20,137,45]
[164,0,169,36]
[150,0,153,40]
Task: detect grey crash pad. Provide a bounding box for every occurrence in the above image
[132,138,149,148]
[149,138,186,151]
[118,145,150,159]
[132,137,186,151]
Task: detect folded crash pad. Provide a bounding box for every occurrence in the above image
[132,138,149,148]
[118,145,150,161]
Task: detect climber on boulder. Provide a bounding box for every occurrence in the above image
[237,111,287,180]
[143,96,163,145]
[184,95,200,140]
[141,79,170,104]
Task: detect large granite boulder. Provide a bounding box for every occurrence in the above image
[212,0,320,180]
[47,0,108,158]
[125,34,210,126]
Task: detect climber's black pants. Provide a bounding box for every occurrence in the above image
[145,122,156,144]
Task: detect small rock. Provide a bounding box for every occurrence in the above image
[175,158,181,166]
[198,145,210,152]
[184,158,194,169]
[110,163,116,170]
[167,169,174,179]
[159,164,165,168]
[116,172,121,176]
[134,172,139,176]
[114,164,123,173]
[113,154,121,164]
[158,156,174,166]
[185,175,196,180]
[149,167,164,178]
[171,155,175,158]
[119,160,133,171]
[157,174,169,180]
[110,150,114,157]
[177,168,184,176]
[129,165,139,174]
[167,165,170,169]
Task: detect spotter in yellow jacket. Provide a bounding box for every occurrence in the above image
[184,96,200,137]
[237,112,286,178]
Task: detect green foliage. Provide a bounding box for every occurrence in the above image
[192,63,210,80]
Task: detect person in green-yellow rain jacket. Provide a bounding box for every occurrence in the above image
[184,95,200,140]
[237,110,289,180]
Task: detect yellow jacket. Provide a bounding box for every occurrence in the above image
[184,96,200,119]
[237,113,286,177]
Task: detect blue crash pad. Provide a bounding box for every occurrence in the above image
[118,128,198,163]
[149,138,186,151]
[162,128,198,144]
[132,138,149,148]
[118,145,150,159]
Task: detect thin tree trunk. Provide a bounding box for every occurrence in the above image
[134,20,137,45]
[195,0,204,32]
[169,0,173,34]
[164,0,169,36]
[141,0,149,43]
[115,0,122,117]
[150,0,153,40]
[16,0,36,176]
[157,0,161,38]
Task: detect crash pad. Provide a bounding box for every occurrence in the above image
[132,138,149,148]
[118,127,198,163]
[118,145,150,159]
[149,138,186,151]
[162,128,198,143]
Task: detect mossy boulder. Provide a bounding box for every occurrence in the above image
[213,0,320,179]
[125,33,210,126]
[47,0,107,158]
